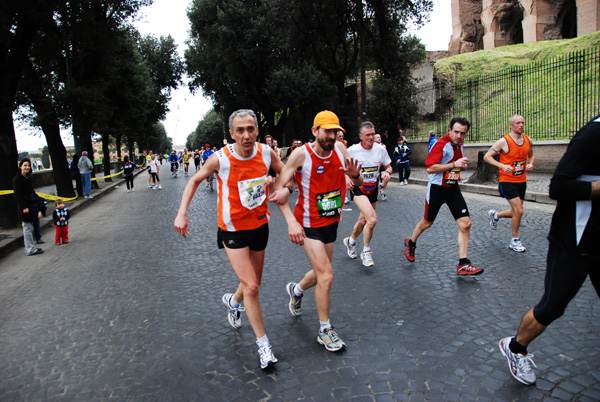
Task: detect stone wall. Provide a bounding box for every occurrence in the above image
[406,139,568,173]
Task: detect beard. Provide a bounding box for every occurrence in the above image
[318,136,336,151]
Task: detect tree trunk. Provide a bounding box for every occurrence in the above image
[21,59,75,199]
[102,132,111,182]
[72,116,98,189]
[0,110,19,228]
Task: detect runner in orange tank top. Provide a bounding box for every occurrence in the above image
[484,114,535,252]
[174,109,285,369]
[269,110,362,352]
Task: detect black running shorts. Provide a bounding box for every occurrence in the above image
[303,222,339,244]
[499,182,526,200]
[217,223,269,251]
[424,184,470,222]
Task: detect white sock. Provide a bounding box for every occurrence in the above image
[319,320,331,332]
[363,246,371,253]
[229,295,241,309]
[494,211,499,220]
[256,334,270,347]
[348,237,356,246]
[293,284,304,297]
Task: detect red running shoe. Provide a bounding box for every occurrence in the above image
[404,237,415,262]
[456,262,484,276]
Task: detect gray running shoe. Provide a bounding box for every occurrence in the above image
[343,237,357,259]
[257,342,278,369]
[360,250,374,267]
[488,209,499,230]
[317,327,346,352]
[222,293,244,329]
[499,337,536,385]
[286,282,303,316]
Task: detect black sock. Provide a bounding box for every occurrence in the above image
[409,239,416,247]
[509,338,528,355]
[459,258,470,265]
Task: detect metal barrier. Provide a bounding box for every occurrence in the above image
[408,46,600,142]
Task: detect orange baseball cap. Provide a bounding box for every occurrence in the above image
[313,110,345,133]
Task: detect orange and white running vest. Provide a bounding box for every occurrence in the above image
[217,143,271,231]
[498,134,531,183]
[294,143,347,228]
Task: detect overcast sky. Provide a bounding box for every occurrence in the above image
[14,0,451,152]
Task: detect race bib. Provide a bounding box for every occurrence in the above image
[238,175,268,210]
[443,168,461,185]
[316,190,342,218]
[360,166,379,194]
[512,160,526,176]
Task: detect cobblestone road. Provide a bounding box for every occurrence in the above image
[0,172,598,401]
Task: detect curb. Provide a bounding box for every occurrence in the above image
[0,169,145,260]
[407,178,555,205]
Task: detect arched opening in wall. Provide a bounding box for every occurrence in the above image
[558,0,577,39]
[493,2,524,46]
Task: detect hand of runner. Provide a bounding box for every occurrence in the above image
[341,157,362,178]
[345,175,354,190]
[382,171,391,183]
[501,164,514,173]
[287,220,306,245]
[173,214,189,238]
[526,163,534,171]
[455,157,469,169]
[268,188,291,205]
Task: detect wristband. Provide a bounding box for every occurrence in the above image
[352,173,360,180]
[285,185,293,194]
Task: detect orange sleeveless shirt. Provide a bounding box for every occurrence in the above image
[216,143,271,231]
[498,134,531,183]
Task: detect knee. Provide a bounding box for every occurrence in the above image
[420,219,433,230]
[243,282,260,299]
[366,213,377,227]
[316,268,333,289]
[514,206,524,218]
[457,218,472,231]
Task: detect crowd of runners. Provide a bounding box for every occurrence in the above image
[171,108,600,388]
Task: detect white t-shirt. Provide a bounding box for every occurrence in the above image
[149,159,160,173]
[347,143,391,194]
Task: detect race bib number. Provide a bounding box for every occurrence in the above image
[443,168,461,186]
[238,175,268,210]
[512,160,526,176]
[361,166,379,194]
[316,190,342,218]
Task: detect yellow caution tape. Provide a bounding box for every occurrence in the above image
[91,171,124,181]
[36,192,78,202]
[1,170,125,197]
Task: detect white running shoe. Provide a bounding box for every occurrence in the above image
[127,190,130,193]
[488,209,499,230]
[399,181,404,186]
[148,183,152,188]
[158,185,162,190]
[343,237,357,259]
[132,188,135,192]
[509,238,526,252]
[257,342,278,369]
[403,179,408,185]
[222,293,244,329]
[499,337,536,385]
[360,250,374,267]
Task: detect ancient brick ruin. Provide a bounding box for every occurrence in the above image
[448,0,600,55]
